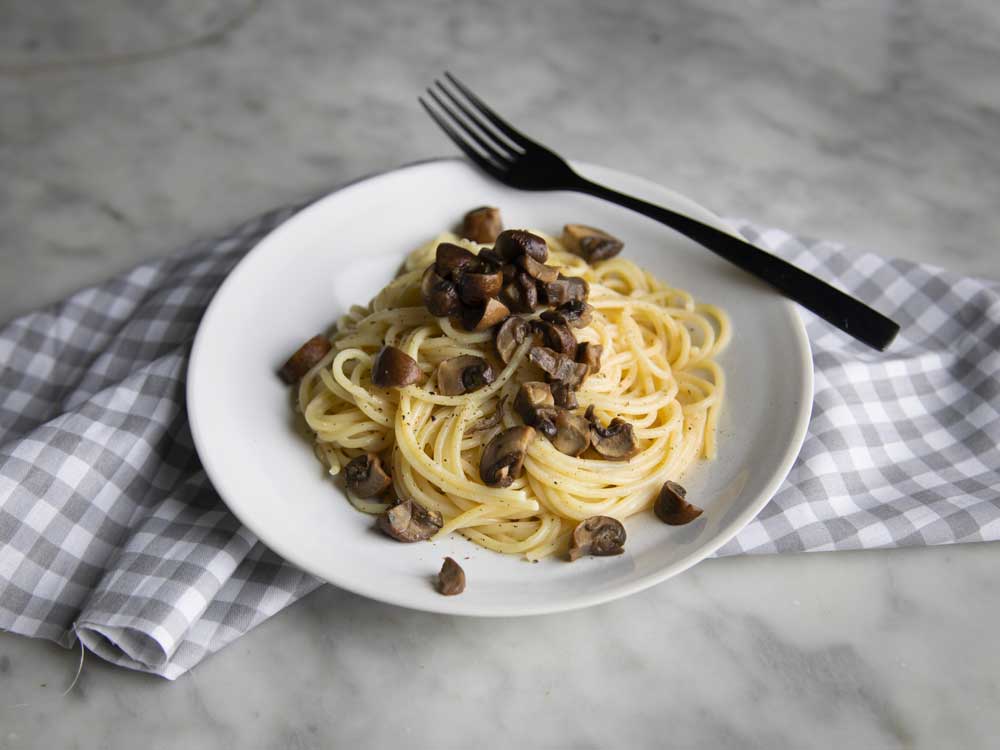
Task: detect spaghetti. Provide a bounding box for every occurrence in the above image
[293,225,729,560]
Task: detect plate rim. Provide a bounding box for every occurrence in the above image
[188,157,813,616]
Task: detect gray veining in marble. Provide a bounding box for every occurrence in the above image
[1,1,999,748]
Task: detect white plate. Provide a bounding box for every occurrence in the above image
[188,158,812,616]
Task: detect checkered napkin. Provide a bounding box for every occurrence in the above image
[1,205,998,680]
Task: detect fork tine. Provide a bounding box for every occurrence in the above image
[444,72,540,150]
[427,86,512,165]
[419,97,506,180]
[434,80,521,158]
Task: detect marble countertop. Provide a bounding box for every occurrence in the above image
[2,1,998,748]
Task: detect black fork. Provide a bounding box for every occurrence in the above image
[420,73,900,352]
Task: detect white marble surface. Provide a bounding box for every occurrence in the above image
[1,1,998,748]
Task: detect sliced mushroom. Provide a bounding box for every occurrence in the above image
[438,556,466,595]
[457,267,504,305]
[495,315,530,363]
[499,271,539,314]
[654,480,703,525]
[437,355,495,396]
[575,342,604,374]
[478,248,504,267]
[377,498,444,542]
[568,516,626,560]
[371,345,422,388]
[513,382,558,436]
[531,319,577,356]
[551,382,578,409]
[461,206,502,244]
[529,346,589,387]
[516,254,559,283]
[421,265,461,317]
[586,406,639,460]
[435,242,478,278]
[551,410,591,456]
[344,453,392,498]
[562,224,625,262]
[462,296,510,332]
[541,275,589,306]
[494,229,548,263]
[469,395,507,433]
[479,425,535,487]
[542,300,593,329]
[278,335,332,384]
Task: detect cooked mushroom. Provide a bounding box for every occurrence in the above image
[437,355,495,396]
[462,297,510,332]
[551,382,578,409]
[371,345,422,388]
[377,498,444,542]
[468,395,507,432]
[494,229,548,263]
[529,346,589,386]
[541,300,593,329]
[438,556,466,595]
[495,315,530,363]
[562,224,625,262]
[531,318,577,356]
[499,271,539,314]
[586,405,639,460]
[575,342,604,374]
[568,516,626,560]
[541,275,589,306]
[516,254,559,283]
[551,410,591,456]
[478,248,504,267]
[461,206,502,244]
[513,382,558,436]
[457,267,504,305]
[435,242,478,277]
[479,425,535,487]
[344,453,392,497]
[278,335,332,384]
[654,480,703,525]
[421,265,461,317]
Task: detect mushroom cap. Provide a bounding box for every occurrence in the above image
[377,498,444,542]
[532,318,577,356]
[529,346,589,386]
[569,515,626,560]
[495,316,530,363]
[421,265,460,317]
[499,271,539,314]
[279,335,332,384]
[575,342,603,374]
[562,224,625,262]
[551,410,591,457]
[587,408,639,460]
[516,254,559,283]
[654,480,703,525]
[461,206,503,244]
[541,275,589,306]
[479,425,535,487]
[457,268,504,305]
[435,242,478,277]
[542,300,593,329]
[494,229,548,263]
[371,345,422,388]
[344,453,392,498]
[437,355,495,396]
[513,382,556,429]
[551,382,578,410]
[437,556,467,596]
[462,297,510,332]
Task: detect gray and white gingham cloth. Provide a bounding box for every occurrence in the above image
[1,206,998,679]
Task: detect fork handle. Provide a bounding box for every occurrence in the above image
[572,178,899,351]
